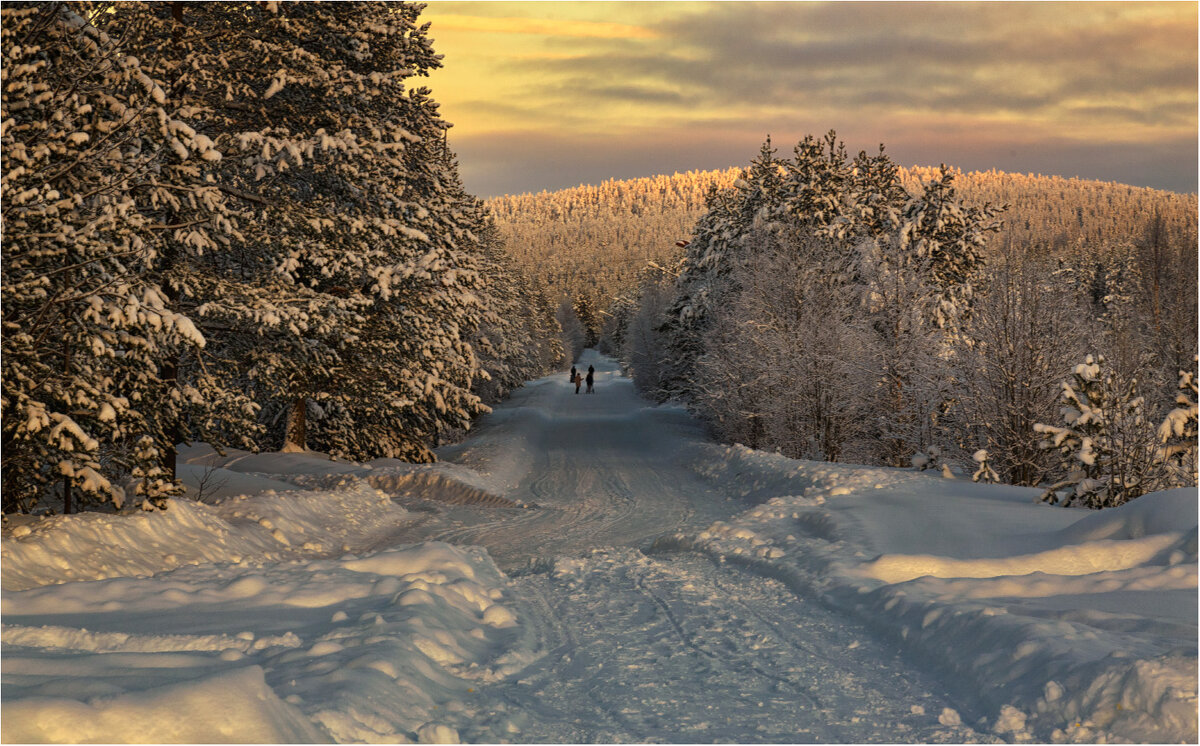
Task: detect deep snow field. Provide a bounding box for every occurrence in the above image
[2,353,1196,743]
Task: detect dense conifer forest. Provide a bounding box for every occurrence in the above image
[488,161,1197,314]
[1,2,562,514]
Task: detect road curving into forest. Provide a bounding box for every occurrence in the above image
[422,349,741,571]
[400,349,991,742]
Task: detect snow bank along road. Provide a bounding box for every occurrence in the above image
[3,350,1196,743]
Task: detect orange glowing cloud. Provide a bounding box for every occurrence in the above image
[420,2,1197,197]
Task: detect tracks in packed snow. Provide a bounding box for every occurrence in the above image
[402,352,989,742]
[480,551,988,743]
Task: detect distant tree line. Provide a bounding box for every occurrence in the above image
[606,134,1197,508]
[488,158,1197,330]
[1,2,562,514]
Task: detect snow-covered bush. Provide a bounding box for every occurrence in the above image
[950,249,1091,486]
[971,450,1000,484]
[1035,355,1167,508]
[1157,361,1198,486]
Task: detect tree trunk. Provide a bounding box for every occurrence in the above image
[62,329,73,514]
[284,398,307,451]
[162,356,179,483]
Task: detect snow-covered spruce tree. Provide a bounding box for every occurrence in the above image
[1137,213,1199,385]
[1157,360,1198,487]
[115,2,492,461]
[312,124,491,460]
[1034,354,1167,508]
[599,291,637,358]
[99,1,371,464]
[658,154,771,400]
[1,3,239,512]
[572,291,602,348]
[470,207,564,405]
[624,262,679,399]
[897,166,1003,330]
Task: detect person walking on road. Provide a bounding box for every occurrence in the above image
[574,370,583,394]
[570,365,577,383]
[586,365,595,394]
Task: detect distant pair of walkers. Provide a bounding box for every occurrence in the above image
[569,365,595,394]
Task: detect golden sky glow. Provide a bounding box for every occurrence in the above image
[420,1,1198,197]
[429,14,660,39]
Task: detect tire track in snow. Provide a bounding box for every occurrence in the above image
[632,566,826,713]
[486,549,991,743]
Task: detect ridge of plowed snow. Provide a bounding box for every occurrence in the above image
[661,445,1197,743]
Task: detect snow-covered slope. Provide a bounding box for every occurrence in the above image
[2,352,1195,743]
[664,446,1197,742]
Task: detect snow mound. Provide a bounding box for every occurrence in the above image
[364,464,526,508]
[180,444,364,476]
[177,463,302,502]
[859,531,1183,584]
[179,443,520,507]
[2,482,409,592]
[674,453,1198,744]
[2,665,325,744]
[4,543,541,743]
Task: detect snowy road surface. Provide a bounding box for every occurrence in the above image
[348,349,993,740]
[409,350,745,569]
[486,550,985,743]
[3,350,1195,743]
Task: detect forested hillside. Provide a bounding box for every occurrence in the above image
[488,160,1197,312]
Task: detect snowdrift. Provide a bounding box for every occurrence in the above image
[663,445,1198,743]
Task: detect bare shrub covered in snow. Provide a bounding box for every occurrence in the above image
[693,229,877,461]
[950,243,1092,486]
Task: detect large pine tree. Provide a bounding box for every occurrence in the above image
[111,1,495,462]
[2,1,553,513]
[1,3,239,511]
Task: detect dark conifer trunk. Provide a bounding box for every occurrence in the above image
[284,398,307,451]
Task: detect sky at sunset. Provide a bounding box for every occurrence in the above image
[418,1,1198,198]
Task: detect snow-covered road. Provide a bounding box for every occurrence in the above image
[372,350,992,740]
[410,350,743,569]
[487,551,984,743]
[3,350,1195,743]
